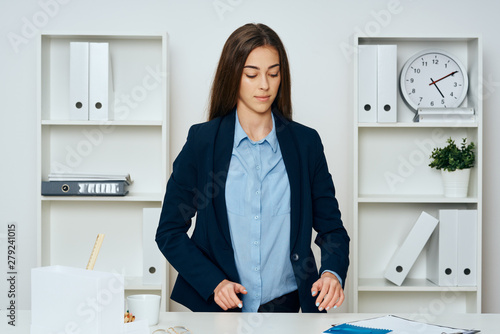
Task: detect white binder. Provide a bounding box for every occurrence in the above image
[89,42,114,120]
[377,45,397,122]
[427,210,458,286]
[457,210,477,286]
[384,211,438,286]
[69,42,89,120]
[142,208,165,285]
[358,45,378,123]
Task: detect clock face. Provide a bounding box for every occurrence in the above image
[400,50,468,112]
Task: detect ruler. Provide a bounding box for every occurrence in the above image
[86,233,105,270]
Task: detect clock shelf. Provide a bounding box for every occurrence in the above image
[352,35,482,314]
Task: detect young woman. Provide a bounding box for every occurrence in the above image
[156,23,350,313]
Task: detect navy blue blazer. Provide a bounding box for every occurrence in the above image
[156,110,349,312]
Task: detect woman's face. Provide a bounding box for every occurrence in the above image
[237,45,281,117]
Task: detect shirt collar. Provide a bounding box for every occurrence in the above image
[234,111,278,153]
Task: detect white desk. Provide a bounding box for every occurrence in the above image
[3,311,499,333]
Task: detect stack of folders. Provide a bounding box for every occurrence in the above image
[70,42,114,121]
[41,173,132,196]
[384,210,477,287]
[384,211,438,286]
[426,209,477,286]
[416,107,476,123]
[358,44,398,123]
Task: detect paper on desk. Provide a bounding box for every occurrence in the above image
[329,315,479,334]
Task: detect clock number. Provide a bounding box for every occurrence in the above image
[413,68,420,74]
[430,101,434,106]
[432,59,439,65]
[450,92,454,97]
[454,82,458,87]
[422,61,427,66]
[441,99,445,105]
[409,78,414,83]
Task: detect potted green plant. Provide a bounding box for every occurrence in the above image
[429,137,475,197]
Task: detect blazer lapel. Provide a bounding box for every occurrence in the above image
[274,113,302,250]
[212,111,236,247]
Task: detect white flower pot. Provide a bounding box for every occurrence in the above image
[441,169,471,198]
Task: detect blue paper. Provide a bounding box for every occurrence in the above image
[324,323,392,334]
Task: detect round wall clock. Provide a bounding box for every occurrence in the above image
[399,49,468,112]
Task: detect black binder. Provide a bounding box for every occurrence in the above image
[42,181,129,196]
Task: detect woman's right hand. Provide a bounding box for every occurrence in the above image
[213,279,247,310]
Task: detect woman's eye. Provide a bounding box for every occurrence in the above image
[270,73,280,78]
[245,74,257,78]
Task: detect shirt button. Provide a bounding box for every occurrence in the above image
[254,216,259,220]
[256,165,260,170]
[291,253,299,261]
[253,241,259,245]
[256,190,260,195]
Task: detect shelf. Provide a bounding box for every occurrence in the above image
[42,120,163,126]
[353,35,482,313]
[41,192,164,202]
[357,195,478,204]
[358,122,478,128]
[37,32,170,310]
[358,278,477,292]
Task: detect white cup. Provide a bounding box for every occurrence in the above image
[127,294,161,326]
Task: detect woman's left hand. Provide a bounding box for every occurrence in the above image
[311,272,344,311]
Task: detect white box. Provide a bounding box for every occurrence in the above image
[384,211,438,286]
[31,266,124,334]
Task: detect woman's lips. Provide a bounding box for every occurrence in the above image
[255,95,270,102]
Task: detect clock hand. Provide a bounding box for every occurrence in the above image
[430,78,445,98]
[429,71,458,86]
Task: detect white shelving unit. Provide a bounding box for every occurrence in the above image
[353,36,482,313]
[36,32,170,310]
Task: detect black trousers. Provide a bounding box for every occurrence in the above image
[257,290,300,313]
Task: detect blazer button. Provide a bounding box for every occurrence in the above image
[291,253,299,261]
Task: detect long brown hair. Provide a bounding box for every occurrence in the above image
[208,23,292,121]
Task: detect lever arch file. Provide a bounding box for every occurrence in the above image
[427,210,458,286]
[358,45,378,123]
[377,45,397,122]
[89,42,114,120]
[457,210,477,286]
[143,208,165,285]
[69,42,89,120]
[384,211,438,286]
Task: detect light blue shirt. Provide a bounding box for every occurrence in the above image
[225,112,297,312]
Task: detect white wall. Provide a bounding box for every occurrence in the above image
[1,0,499,312]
